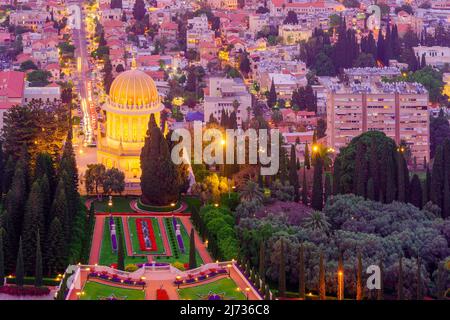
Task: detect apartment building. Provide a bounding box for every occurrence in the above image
[204,77,252,127]
[10,10,51,31]
[325,79,429,164]
[186,15,215,50]
[413,46,450,68]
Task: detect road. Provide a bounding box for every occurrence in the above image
[69,1,95,146]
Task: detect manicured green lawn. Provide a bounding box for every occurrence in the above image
[94,196,135,212]
[155,217,202,265]
[81,281,145,300]
[127,217,165,255]
[183,196,201,213]
[178,278,246,300]
[99,217,147,266]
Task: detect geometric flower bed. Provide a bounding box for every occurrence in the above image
[88,270,145,287]
[172,216,185,254]
[109,216,118,252]
[174,267,228,286]
[135,218,158,252]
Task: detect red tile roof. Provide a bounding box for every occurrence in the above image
[0,71,25,99]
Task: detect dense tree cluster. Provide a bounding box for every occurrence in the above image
[237,194,450,299]
[0,135,89,282]
[140,115,181,206]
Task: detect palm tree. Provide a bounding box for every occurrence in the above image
[239,180,264,204]
[302,211,330,232]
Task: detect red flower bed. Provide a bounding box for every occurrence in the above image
[0,285,50,296]
[156,288,169,300]
[136,218,158,252]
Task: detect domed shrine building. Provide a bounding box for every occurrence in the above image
[97,66,163,187]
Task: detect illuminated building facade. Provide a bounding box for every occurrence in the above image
[97,66,163,185]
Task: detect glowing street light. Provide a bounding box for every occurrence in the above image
[227,263,232,277]
[337,270,344,300]
[245,287,251,300]
[176,275,182,289]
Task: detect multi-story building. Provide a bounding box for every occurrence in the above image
[186,15,215,50]
[207,0,238,9]
[325,79,429,165]
[278,24,313,45]
[10,10,51,31]
[269,0,344,17]
[413,46,450,68]
[248,13,270,34]
[204,77,252,127]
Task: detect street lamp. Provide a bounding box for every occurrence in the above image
[245,287,250,300]
[108,195,113,216]
[176,275,182,289]
[227,263,232,277]
[337,270,344,300]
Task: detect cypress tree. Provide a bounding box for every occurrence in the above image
[0,229,4,286]
[324,174,332,204]
[354,141,367,197]
[267,78,277,108]
[304,143,310,169]
[278,239,286,298]
[420,53,426,68]
[50,179,69,243]
[332,157,341,195]
[22,180,44,275]
[367,178,375,201]
[117,219,125,271]
[416,256,422,300]
[140,114,179,205]
[423,167,431,205]
[189,228,197,269]
[15,237,24,287]
[369,138,380,199]
[289,145,300,201]
[397,152,409,203]
[259,241,265,280]
[298,243,305,299]
[45,218,66,276]
[34,152,56,192]
[430,144,444,208]
[378,259,384,300]
[2,155,15,194]
[376,29,384,64]
[385,149,397,203]
[319,251,326,300]
[302,168,308,205]
[35,231,42,287]
[410,174,423,209]
[311,157,323,210]
[264,284,271,300]
[40,174,52,228]
[397,256,404,300]
[356,252,363,300]
[442,174,450,219]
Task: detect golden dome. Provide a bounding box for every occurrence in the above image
[109,69,159,108]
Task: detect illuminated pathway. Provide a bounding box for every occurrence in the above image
[69,1,95,145]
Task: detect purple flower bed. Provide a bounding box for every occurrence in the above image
[137,262,170,267]
[172,217,185,253]
[109,217,118,251]
[173,268,228,286]
[88,272,145,287]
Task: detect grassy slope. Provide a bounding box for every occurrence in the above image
[178,278,246,300]
[81,281,145,300]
